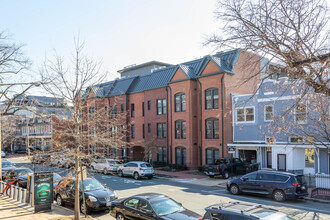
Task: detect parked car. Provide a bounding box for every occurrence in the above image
[91,159,122,174]
[110,193,202,220]
[1,151,6,158]
[81,158,92,168]
[38,154,51,164]
[227,170,308,202]
[50,155,60,166]
[54,177,117,214]
[204,158,259,179]
[1,161,16,178]
[202,201,293,220]
[117,161,154,180]
[3,168,33,188]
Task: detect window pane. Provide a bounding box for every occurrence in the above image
[163,99,166,114]
[213,90,219,109]
[182,94,186,111]
[246,108,254,121]
[205,90,212,109]
[182,121,186,138]
[162,123,167,138]
[206,149,212,164]
[175,95,181,112]
[206,120,212,139]
[214,120,219,138]
[157,124,162,137]
[175,121,181,138]
[176,148,182,165]
[305,148,314,168]
[182,148,186,165]
[157,100,162,115]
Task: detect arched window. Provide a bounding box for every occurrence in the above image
[206,148,220,164]
[205,118,219,139]
[175,147,186,165]
[205,88,219,109]
[175,120,186,139]
[174,93,186,112]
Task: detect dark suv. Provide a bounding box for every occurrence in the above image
[202,201,293,220]
[227,170,308,202]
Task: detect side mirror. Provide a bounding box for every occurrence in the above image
[242,177,247,181]
[144,210,153,216]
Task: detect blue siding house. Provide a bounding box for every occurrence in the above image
[229,78,329,174]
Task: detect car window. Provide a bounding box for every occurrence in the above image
[140,163,152,168]
[139,200,152,212]
[243,173,257,180]
[99,160,106,163]
[125,198,140,209]
[274,175,289,182]
[213,213,246,220]
[125,163,132,167]
[234,159,242,164]
[295,175,306,184]
[132,163,138,167]
[150,198,184,216]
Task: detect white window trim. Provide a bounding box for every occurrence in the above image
[264,104,274,122]
[289,136,304,143]
[294,103,307,124]
[236,106,255,123]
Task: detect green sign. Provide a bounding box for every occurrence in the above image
[34,172,53,212]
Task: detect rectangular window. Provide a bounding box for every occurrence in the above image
[205,89,219,109]
[131,104,135,118]
[89,107,95,120]
[290,137,303,143]
[236,107,254,122]
[295,104,307,124]
[147,100,151,110]
[121,104,124,113]
[205,119,219,139]
[148,123,151,133]
[157,123,166,138]
[142,102,145,117]
[89,126,95,136]
[110,105,117,119]
[142,124,145,138]
[131,125,135,139]
[157,147,167,162]
[175,93,186,112]
[264,105,274,121]
[157,99,166,115]
[305,148,314,168]
[175,120,186,139]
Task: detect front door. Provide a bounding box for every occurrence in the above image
[277,154,286,171]
[267,151,272,168]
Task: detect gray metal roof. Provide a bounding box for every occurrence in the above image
[109,77,136,97]
[212,49,240,72]
[144,66,177,90]
[127,75,150,94]
[118,60,172,73]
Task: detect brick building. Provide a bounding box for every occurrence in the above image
[82,49,262,169]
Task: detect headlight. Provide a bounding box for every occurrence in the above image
[88,196,98,202]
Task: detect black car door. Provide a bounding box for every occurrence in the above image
[123,198,142,220]
[67,182,76,204]
[239,172,259,193]
[137,199,155,220]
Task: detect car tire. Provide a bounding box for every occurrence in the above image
[118,170,123,177]
[116,213,125,220]
[273,190,286,202]
[223,170,229,179]
[56,194,64,206]
[133,172,140,180]
[209,175,214,178]
[103,169,108,175]
[80,201,90,215]
[229,184,240,195]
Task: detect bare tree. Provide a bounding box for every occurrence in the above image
[206,0,329,96]
[40,39,128,219]
[1,115,17,151]
[143,137,157,163]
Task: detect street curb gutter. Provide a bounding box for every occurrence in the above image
[52,204,98,220]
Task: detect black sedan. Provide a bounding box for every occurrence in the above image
[110,193,202,220]
[54,177,117,214]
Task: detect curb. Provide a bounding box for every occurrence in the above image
[301,197,330,204]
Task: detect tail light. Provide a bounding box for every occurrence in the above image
[9,181,15,184]
[292,183,301,187]
[109,164,113,167]
[217,166,220,172]
[198,218,202,220]
[139,168,142,171]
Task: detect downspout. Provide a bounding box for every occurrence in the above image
[166,86,169,165]
[168,85,173,165]
[221,74,225,158]
[197,78,203,166]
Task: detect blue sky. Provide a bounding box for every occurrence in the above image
[1,0,219,82]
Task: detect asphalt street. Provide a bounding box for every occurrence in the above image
[12,161,330,220]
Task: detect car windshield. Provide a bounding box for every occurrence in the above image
[2,161,12,168]
[79,178,104,192]
[140,163,152,168]
[16,169,33,176]
[150,198,184,216]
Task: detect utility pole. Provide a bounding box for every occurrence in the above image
[27,116,30,157]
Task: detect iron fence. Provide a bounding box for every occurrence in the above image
[0,181,32,205]
[304,174,330,200]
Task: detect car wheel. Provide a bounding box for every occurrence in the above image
[80,201,90,214]
[56,194,63,206]
[209,175,214,178]
[133,172,140,180]
[223,170,229,179]
[273,190,286,202]
[229,184,240,195]
[118,170,123,177]
[103,169,108,175]
[116,213,125,220]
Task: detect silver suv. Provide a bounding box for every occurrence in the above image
[117,161,154,180]
[90,159,122,174]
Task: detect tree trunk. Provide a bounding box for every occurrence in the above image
[74,155,80,220]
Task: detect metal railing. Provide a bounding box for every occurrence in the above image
[0,181,32,205]
[305,174,330,200]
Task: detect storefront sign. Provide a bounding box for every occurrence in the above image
[34,172,53,213]
[228,147,236,154]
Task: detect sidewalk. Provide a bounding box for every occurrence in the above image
[154,168,228,187]
[0,196,73,220]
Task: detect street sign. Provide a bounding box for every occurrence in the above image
[34,172,53,213]
[228,147,236,154]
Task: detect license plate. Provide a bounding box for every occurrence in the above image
[106,201,111,206]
